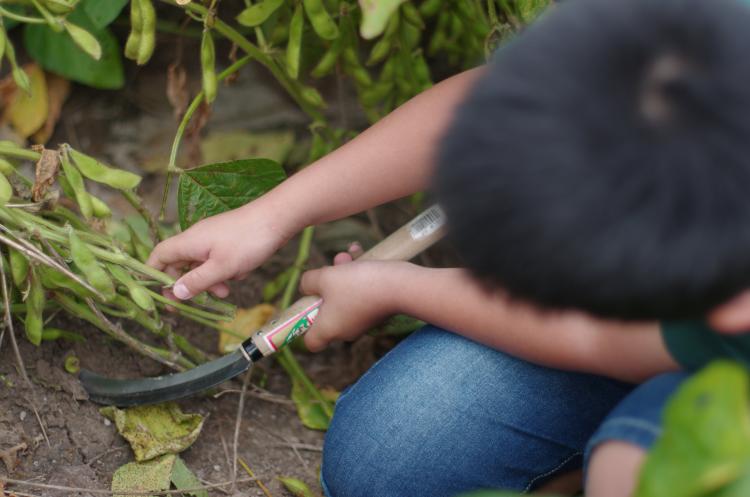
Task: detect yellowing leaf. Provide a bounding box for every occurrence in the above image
[112,454,175,497]
[171,456,208,497]
[4,64,48,139]
[291,378,338,431]
[219,303,276,354]
[100,403,204,462]
[32,73,71,144]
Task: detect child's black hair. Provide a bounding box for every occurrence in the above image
[434,0,750,320]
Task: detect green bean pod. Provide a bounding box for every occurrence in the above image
[303,0,339,40]
[366,37,392,66]
[42,328,85,342]
[0,173,12,206]
[201,27,218,104]
[136,0,156,65]
[360,81,394,106]
[311,29,344,78]
[300,86,326,108]
[0,158,16,176]
[107,263,155,311]
[0,26,6,66]
[68,228,116,301]
[63,21,102,60]
[67,146,141,190]
[90,193,112,218]
[419,0,441,17]
[24,267,44,346]
[286,4,304,79]
[125,0,143,60]
[38,265,94,298]
[9,247,29,289]
[236,0,285,27]
[60,149,93,220]
[401,3,424,28]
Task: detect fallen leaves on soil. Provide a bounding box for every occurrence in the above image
[219,303,276,354]
[100,403,204,462]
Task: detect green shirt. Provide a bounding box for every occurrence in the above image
[661,321,750,370]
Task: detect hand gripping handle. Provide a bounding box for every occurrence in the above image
[247,205,447,357]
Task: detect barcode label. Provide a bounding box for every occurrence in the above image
[409,205,446,240]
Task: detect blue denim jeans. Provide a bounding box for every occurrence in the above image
[321,325,683,497]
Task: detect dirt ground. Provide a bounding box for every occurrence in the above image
[0,23,458,495]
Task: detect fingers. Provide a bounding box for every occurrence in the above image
[348,241,363,259]
[173,259,235,300]
[299,268,322,296]
[333,252,353,265]
[147,234,206,271]
[304,325,330,352]
[208,282,231,298]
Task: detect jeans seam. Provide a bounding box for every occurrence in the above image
[523,450,582,493]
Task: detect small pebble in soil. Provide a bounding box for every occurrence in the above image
[19,411,27,421]
[104,418,111,426]
[213,465,221,472]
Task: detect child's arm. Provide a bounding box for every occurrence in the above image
[148,68,484,300]
[301,261,679,383]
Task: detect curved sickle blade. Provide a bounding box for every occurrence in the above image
[80,350,252,406]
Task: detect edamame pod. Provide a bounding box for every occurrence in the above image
[366,37,391,66]
[63,21,102,60]
[303,0,339,40]
[0,27,6,65]
[286,4,304,79]
[137,0,156,65]
[311,39,343,78]
[38,265,93,297]
[201,28,218,104]
[24,267,44,346]
[90,193,112,218]
[401,3,424,28]
[68,228,116,301]
[0,158,16,176]
[300,86,326,108]
[0,173,12,205]
[42,328,85,342]
[60,149,93,220]
[67,146,141,190]
[107,263,155,311]
[419,0,441,17]
[125,0,143,60]
[9,247,29,289]
[236,0,285,27]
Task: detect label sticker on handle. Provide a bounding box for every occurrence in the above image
[409,205,446,240]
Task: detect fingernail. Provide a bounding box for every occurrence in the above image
[173,282,190,300]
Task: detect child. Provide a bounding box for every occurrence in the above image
[148,0,750,495]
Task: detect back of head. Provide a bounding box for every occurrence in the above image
[434,0,750,320]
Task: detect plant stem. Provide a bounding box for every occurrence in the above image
[159,54,255,217]
[0,6,46,24]
[146,288,233,323]
[0,144,41,161]
[275,227,335,420]
[121,189,165,243]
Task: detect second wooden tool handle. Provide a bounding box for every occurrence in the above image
[248,205,447,357]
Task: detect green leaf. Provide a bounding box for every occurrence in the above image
[81,0,129,29]
[278,476,319,497]
[177,158,286,230]
[23,8,124,89]
[112,454,176,497]
[290,377,338,431]
[171,456,208,497]
[100,403,204,462]
[359,0,406,39]
[635,361,750,497]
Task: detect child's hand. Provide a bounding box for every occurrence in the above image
[148,200,297,300]
[300,251,406,352]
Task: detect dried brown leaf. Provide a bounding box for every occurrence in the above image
[166,63,189,121]
[31,146,60,202]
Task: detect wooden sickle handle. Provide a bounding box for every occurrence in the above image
[249,205,446,356]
